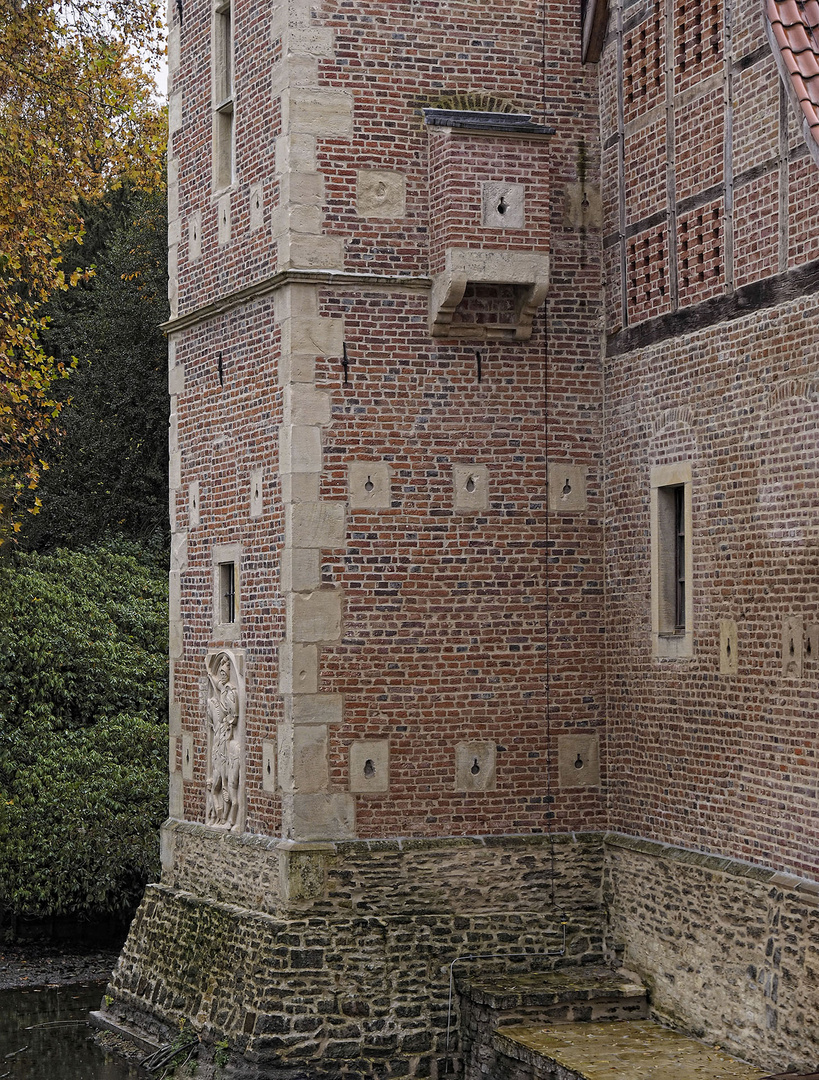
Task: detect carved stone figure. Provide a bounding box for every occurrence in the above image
[205,650,244,832]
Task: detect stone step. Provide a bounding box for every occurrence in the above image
[460,966,649,1024]
[458,964,650,1080]
[493,1019,769,1080]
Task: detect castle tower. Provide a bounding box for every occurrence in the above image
[103,2,606,1076]
[101,0,819,1075]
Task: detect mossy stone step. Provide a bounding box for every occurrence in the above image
[460,964,647,1012]
[494,1019,769,1080]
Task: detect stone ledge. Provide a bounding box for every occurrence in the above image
[458,966,646,1010]
[604,832,819,893]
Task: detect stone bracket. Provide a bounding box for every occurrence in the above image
[429,249,550,340]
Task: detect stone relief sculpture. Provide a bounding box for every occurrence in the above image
[205,649,245,832]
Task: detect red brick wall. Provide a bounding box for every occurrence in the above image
[600,0,819,878]
[170,0,607,839]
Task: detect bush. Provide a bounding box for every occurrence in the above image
[0,542,168,925]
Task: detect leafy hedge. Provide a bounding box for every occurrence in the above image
[0,543,168,925]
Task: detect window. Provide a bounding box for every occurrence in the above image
[212,543,241,640]
[219,561,236,624]
[213,0,234,190]
[651,462,693,658]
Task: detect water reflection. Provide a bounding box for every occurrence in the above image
[0,984,145,1079]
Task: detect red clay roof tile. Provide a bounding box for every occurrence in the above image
[766,0,819,163]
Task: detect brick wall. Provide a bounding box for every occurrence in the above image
[600,0,819,880]
[167,0,607,841]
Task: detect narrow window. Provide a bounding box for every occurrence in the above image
[674,485,685,630]
[213,0,234,190]
[219,561,236,624]
[212,543,241,639]
[651,463,693,658]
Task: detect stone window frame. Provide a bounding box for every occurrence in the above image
[212,542,242,641]
[212,0,235,192]
[650,461,693,659]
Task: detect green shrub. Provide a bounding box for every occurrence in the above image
[0,542,167,922]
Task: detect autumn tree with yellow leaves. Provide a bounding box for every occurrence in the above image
[0,0,166,543]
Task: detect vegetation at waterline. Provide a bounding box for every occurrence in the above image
[0,543,168,929]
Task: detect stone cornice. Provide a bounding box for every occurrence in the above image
[161,268,432,336]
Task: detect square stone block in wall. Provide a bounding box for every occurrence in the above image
[558,733,600,788]
[453,464,489,513]
[189,480,200,528]
[349,739,389,793]
[720,619,738,675]
[548,463,587,512]
[217,193,231,247]
[349,461,391,509]
[249,182,264,232]
[357,170,406,218]
[262,740,276,793]
[250,468,264,519]
[279,642,318,695]
[188,211,202,262]
[181,732,194,781]
[455,741,497,792]
[783,614,804,678]
[482,181,525,229]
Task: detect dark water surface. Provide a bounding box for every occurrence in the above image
[0,984,144,1079]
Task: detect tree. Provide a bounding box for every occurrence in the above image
[0,542,168,927]
[0,0,166,543]
[24,185,170,551]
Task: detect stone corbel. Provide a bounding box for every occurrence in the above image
[428,248,550,341]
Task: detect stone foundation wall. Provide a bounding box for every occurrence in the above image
[160,822,605,918]
[104,831,606,1078]
[604,834,819,1075]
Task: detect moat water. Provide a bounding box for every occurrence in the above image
[0,984,144,1079]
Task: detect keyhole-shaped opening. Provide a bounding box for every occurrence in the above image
[562,478,572,497]
[364,759,376,778]
[471,758,481,775]
[465,476,476,493]
[185,748,190,765]
[266,759,272,776]
[807,637,813,656]
[255,195,260,210]
[726,639,732,657]
[365,476,374,493]
[790,637,796,657]
[497,195,508,215]
[575,753,584,770]
[254,486,260,501]
[581,192,590,209]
